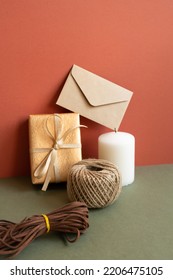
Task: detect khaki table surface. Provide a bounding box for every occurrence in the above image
[0,164,173,260]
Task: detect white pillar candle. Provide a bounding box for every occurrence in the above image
[98,132,135,186]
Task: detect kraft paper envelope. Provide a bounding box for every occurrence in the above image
[56,65,133,130]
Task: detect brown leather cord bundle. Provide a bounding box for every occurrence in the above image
[0,201,89,258]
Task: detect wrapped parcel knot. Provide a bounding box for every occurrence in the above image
[53,142,60,150]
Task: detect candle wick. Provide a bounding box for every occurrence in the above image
[114,128,118,133]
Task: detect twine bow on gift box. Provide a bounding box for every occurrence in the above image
[31,114,87,191]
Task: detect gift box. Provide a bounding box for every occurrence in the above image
[29,113,85,191]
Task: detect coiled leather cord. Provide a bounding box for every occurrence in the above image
[0,201,89,258]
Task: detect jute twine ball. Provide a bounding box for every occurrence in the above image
[67,159,122,208]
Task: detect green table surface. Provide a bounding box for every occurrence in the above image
[0,164,173,260]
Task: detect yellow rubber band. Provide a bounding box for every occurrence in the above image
[42,214,50,233]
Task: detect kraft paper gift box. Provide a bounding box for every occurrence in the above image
[56,64,133,131]
[29,113,85,191]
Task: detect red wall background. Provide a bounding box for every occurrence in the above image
[0,0,173,178]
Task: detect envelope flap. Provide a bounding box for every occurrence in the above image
[71,65,132,106]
